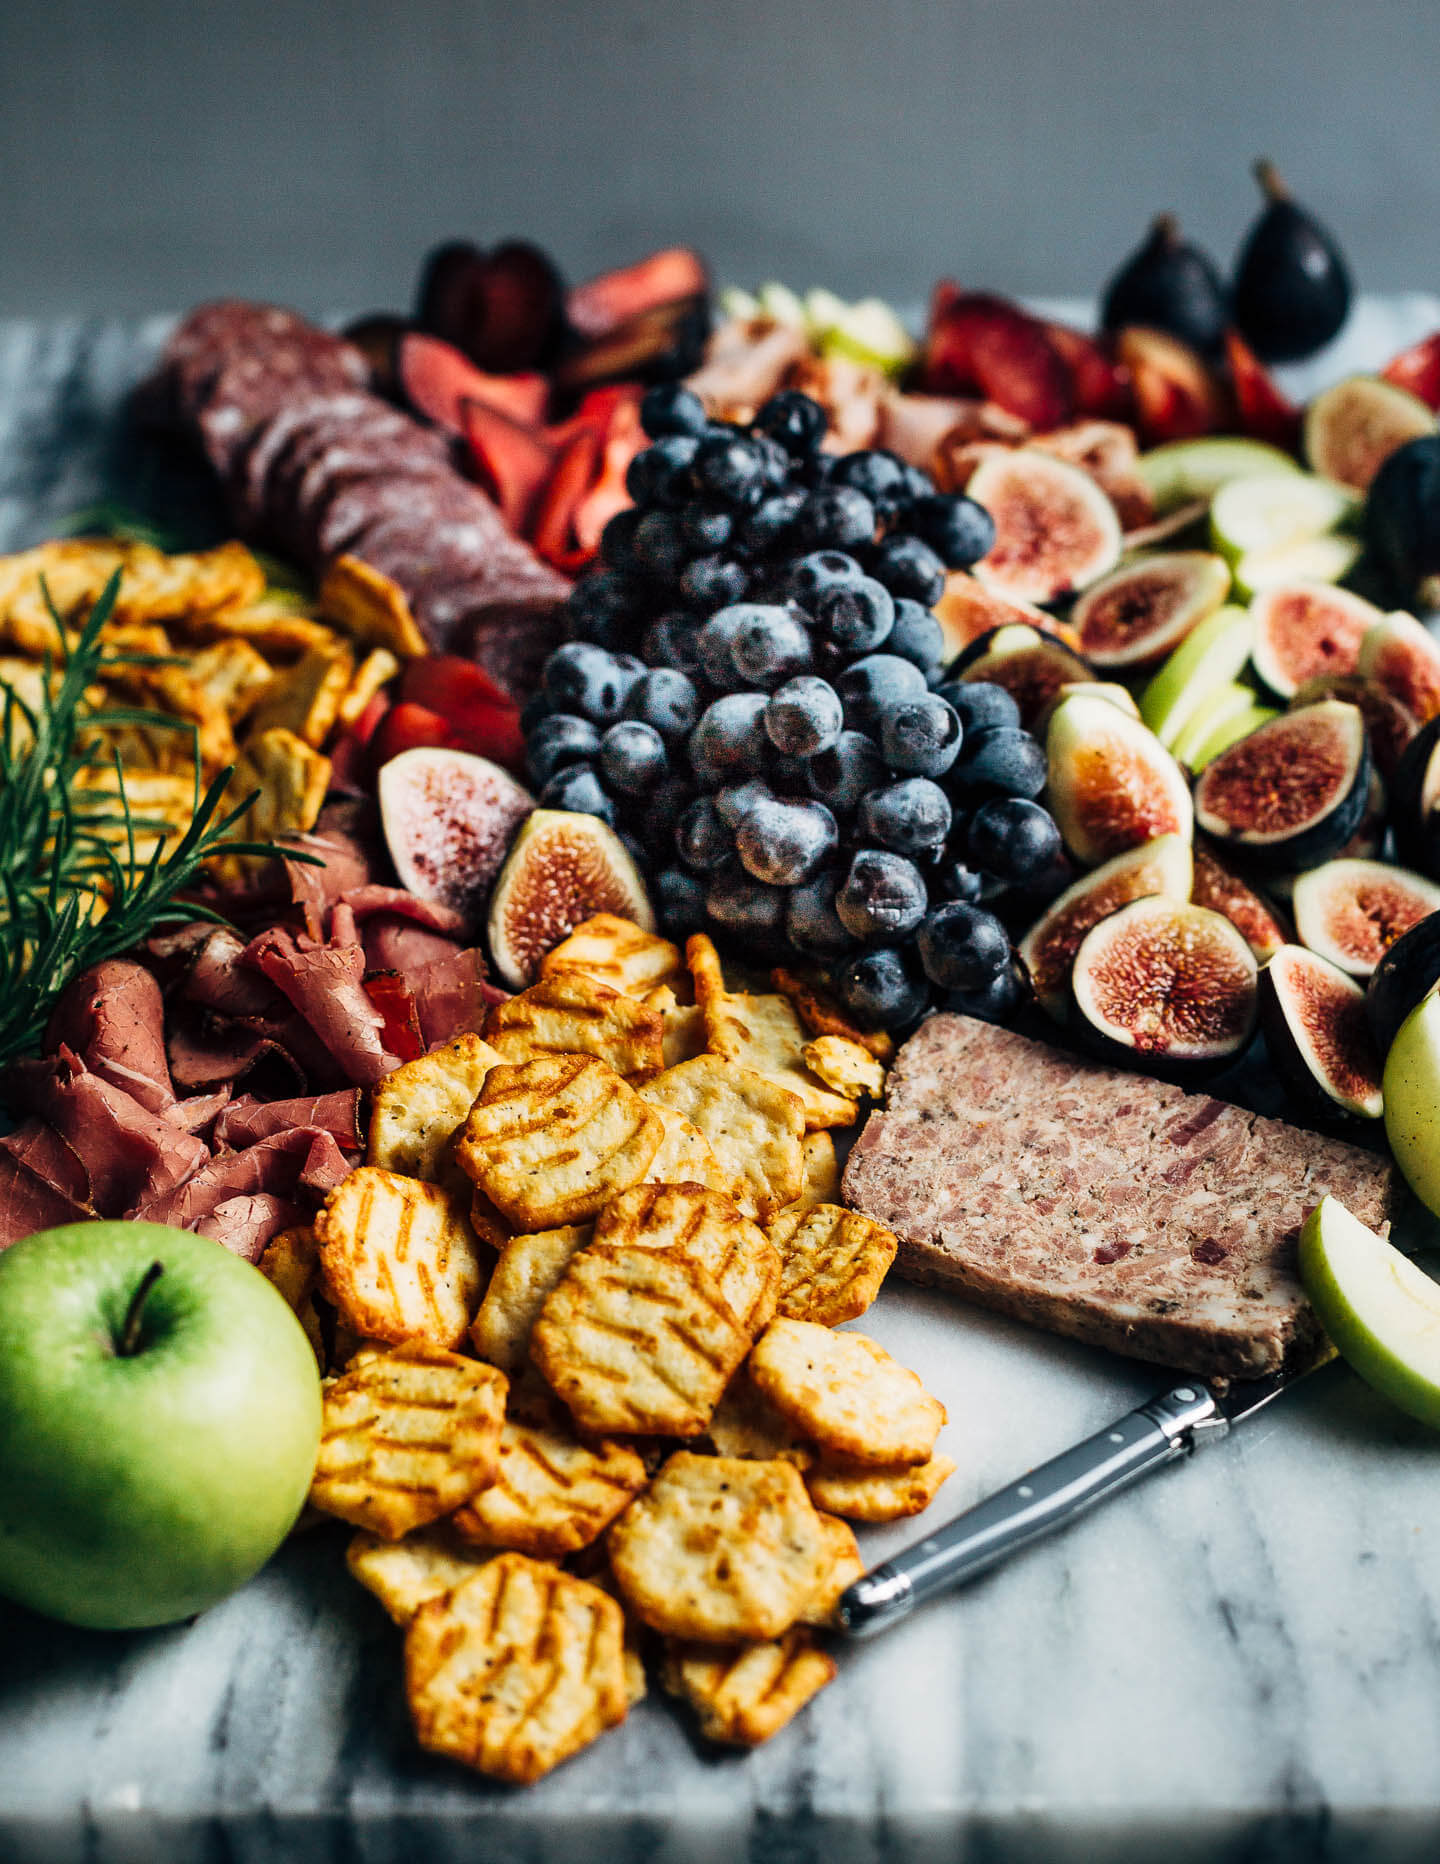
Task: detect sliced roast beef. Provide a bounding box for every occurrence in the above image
[45,959,176,1114]
[0,1151,91,1250]
[0,1119,92,1207]
[130,1126,353,1231]
[7,1046,209,1217]
[243,926,399,1086]
[196,1193,311,1264]
[213,1089,363,1152]
[410,946,490,1048]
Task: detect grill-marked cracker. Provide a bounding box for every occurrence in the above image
[608,1450,828,1642]
[309,1341,505,1538]
[804,1452,958,1522]
[772,1204,897,1327]
[660,1629,837,1745]
[469,1225,592,1373]
[530,1244,750,1436]
[318,1167,485,1350]
[451,1418,647,1558]
[405,1555,628,1784]
[484,971,664,1082]
[748,1319,945,1467]
[639,1056,803,1223]
[594,1181,780,1337]
[346,1526,501,1626]
[539,913,682,999]
[457,1053,664,1229]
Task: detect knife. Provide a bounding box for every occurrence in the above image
[835,1369,1299,1638]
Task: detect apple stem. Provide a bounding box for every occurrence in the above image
[118,1261,164,1357]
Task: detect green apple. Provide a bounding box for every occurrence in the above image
[1139,603,1251,748]
[1300,1195,1440,1429]
[1385,989,1440,1219]
[0,1221,322,1629]
[1137,438,1301,514]
[1209,471,1358,569]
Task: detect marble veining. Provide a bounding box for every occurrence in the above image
[3,303,1440,1862]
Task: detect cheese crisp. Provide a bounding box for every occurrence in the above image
[346,1526,500,1627]
[317,1167,485,1351]
[456,1053,664,1229]
[309,1342,506,1539]
[404,1555,629,1785]
[468,1225,592,1373]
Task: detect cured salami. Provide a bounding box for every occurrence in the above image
[146,300,569,696]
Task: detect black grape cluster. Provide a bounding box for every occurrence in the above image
[522,385,1066,1031]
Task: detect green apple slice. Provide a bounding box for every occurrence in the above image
[820,298,917,378]
[1187,699,1278,770]
[756,281,809,329]
[1384,989,1440,1219]
[1210,472,1359,568]
[1139,603,1251,747]
[719,285,761,321]
[1233,531,1364,601]
[1169,681,1260,768]
[1299,1195,1440,1430]
[1138,439,1301,515]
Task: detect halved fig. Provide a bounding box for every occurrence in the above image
[1249,581,1383,698]
[1193,700,1371,870]
[487,808,654,989]
[1355,609,1440,725]
[1303,375,1438,493]
[968,452,1123,606]
[1114,326,1226,445]
[1291,857,1440,978]
[378,747,535,930]
[1032,681,1140,735]
[1260,945,1384,1119]
[1071,551,1230,671]
[1025,420,1151,529]
[933,572,1055,661]
[1018,833,1193,1018]
[1046,694,1193,866]
[952,623,1092,731]
[1366,910,1440,1056]
[1070,897,1258,1072]
[921,290,1074,428]
[1288,672,1418,783]
[1191,840,1288,960]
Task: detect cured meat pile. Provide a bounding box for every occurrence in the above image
[144,301,570,698]
[0,807,502,1259]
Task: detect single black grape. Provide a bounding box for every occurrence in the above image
[691,432,769,507]
[916,902,1011,989]
[934,679,1021,734]
[526,712,602,788]
[626,435,701,508]
[966,797,1063,886]
[786,550,865,607]
[764,676,844,757]
[565,569,643,651]
[909,493,996,569]
[878,692,963,777]
[642,610,706,678]
[785,868,856,957]
[831,449,910,507]
[599,719,668,795]
[599,507,645,574]
[857,777,952,854]
[688,692,771,785]
[945,725,1048,802]
[680,553,750,609]
[836,653,928,731]
[730,606,813,689]
[632,509,689,581]
[837,946,930,1031]
[806,729,886,813]
[640,383,709,440]
[713,777,775,829]
[655,865,709,935]
[705,862,789,942]
[752,390,827,457]
[735,798,838,887]
[675,795,735,871]
[942,964,1027,1025]
[798,486,877,553]
[869,532,947,606]
[542,643,636,725]
[679,503,736,553]
[885,599,946,684]
[835,848,928,942]
[538,761,616,826]
[814,577,895,656]
[736,489,807,558]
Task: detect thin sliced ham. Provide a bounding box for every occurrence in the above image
[45,960,176,1114]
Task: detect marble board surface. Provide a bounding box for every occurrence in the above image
[2,301,1440,1864]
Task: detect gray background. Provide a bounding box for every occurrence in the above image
[0,0,1436,319]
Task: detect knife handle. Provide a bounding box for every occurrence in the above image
[835,1383,1225,1639]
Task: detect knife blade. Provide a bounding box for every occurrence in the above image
[835,1362,1318,1639]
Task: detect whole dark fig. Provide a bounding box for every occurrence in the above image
[1232,160,1352,363]
[1364,435,1440,608]
[1100,215,1229,357]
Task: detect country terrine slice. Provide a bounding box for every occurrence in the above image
[842,1013,1398,1381]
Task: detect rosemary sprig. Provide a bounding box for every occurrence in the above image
[0,569,312,1072]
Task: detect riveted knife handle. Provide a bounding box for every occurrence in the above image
[835,1383,1223,1638]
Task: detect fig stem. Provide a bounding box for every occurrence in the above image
[1254,159,1289,204]
[1150,213,1181,247]
[117,1260,164,1357]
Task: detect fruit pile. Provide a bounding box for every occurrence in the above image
[520,384,1073,1031]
